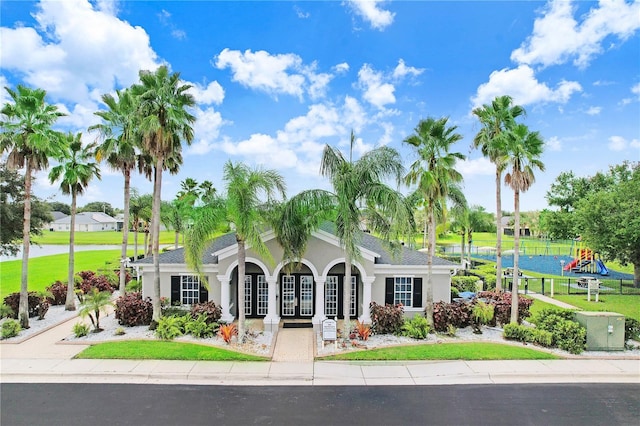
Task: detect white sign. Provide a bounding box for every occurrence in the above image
[322,319,337,341]
[587,279,600,302]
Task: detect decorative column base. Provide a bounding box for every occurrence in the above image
[262,315,280,333]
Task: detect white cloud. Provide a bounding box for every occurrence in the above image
[346,0,395,31]
[56,101,102,132]
[545,136,562,151]
[214,48,333,100]
[0,75,8,106]
[392,59,423,80]
[586,106,602,115]
[333,62,350,74]
[593,80,615,86]
[0,0,159,105]
[294,5,310,19]
[377,122,394,146]
[472,65,582,108]
[158,9,186,40]
[632,82,640,99]
[188,81,225,105]
[608,135,640,151]
[188,107,227,155]
[457,157,495,176]
[511,0,640,69]
[357,64,396,109]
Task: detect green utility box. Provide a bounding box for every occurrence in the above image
[574,312,625,351]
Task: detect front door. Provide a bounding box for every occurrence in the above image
[280,274,314,318]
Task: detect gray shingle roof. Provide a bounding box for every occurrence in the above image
[135,224,456,267]
[54,212,117,225]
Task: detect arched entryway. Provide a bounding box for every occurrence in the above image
[324,262,361,319]
[229,261,270,319]
[278,264,315,319]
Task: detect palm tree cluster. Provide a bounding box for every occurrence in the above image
[1,70,543,331]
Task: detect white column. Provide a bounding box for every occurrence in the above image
[312,277,326,325]
[217,275,234,323]
[359,277,374,324]
[263,276,280,329]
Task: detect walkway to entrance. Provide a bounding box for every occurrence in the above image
[271,327,314,362]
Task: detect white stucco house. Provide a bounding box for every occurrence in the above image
[135,223,458,332]
[50,212,118,232]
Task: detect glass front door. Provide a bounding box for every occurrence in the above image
[281,275,296,317]
[280,274,314,318]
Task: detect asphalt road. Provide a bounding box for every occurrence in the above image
[2,383,639,426]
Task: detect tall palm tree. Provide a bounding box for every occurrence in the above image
[280,133,414,338]
[186,161,286,341]
[472,95,525,291]
[404,117,467,325]
[199,180,216,204]
[502,124,545,324]
[134,66,195,321]
[450,204,469,266]
[49,133,101,310]
[90,88,140,293]
[0,85,66,328]
[129,190,152,260]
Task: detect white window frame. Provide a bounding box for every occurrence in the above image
[325,276,338,317]
[181,275,200,306]
[394,276,413,307]
[257,275,268,316]
[244,275,252,315]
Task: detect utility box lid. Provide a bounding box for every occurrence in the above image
[575,311,623,318]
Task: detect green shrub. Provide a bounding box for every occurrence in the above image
[1,319,21,339]
[534,313,586,354]
[451,276,478,293]
[125,279,141,293]
[533,329,553,347]
[155,315,186,340]
[369,302,404,335]
[503,323,553,347]
[530,308,575,325]
[625,318,640,341]
[185,314,215,338]
[190,301,222,324]
[114,292,152,326]
[72,322,90,338]
[477,291,532,325]
[471,301,495,333]
[3,292,49,319]
[450,286,459,299]
[401,314,430,339]
[433,301,472,332]
[445,324,457,337]
[115,327,126,336]
[0,303,14,319]
[46,281,68,305]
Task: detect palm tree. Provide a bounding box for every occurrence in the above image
[472,95,525,291]
[0,85,65,328]
[79,288,114,332]
[134,66,195,321]
[199,180,216,204]
[450,204,469,267]
[404,117,467,326]
[129,190,152,260]
[502,124,545,324]
[280,132,414,338]
[48,133,101,310]
[90,88,140,294]
[186,161,286,341]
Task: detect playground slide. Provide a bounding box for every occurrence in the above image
[564,258,579,271]
[596,259,609,276]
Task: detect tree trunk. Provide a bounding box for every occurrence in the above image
[467,230,472,267]
[460,232,465,266]
[174,231,179,249]
[151,158,163,322]
[634,262,639,288]
[133,218,139,261]
[19,163,32,329]
[237,238,246,342]
[495,167,503,291]
[65,191,77,311]
[119,168,131,294]
[510,189,521,324]
[425,206,435,326]
[422,215,427,249]
[343,256,352,341]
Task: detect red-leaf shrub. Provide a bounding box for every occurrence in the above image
[433,301,472,332]
[116,269,132,284]
[75,270,115,295]
[477,291,533,325]
[369,302,404,335]
[114,292,152,326]
[3,292,49,319]
[46,281,67,305]
[190,301,222,325]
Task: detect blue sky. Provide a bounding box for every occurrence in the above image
[1,0,639,214]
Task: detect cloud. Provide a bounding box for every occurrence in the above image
[585,106,602,115]
[0,75,8,105]
[188,107,227,155]
[158,9,186,40]
[545,136,562,151]
[293,5,310,19]
[357,64,396,109]
[472,65,582,108]
[608,135,640,151]
[214,48,333,100]
[511,0,640,69]
[333,62,350,74]
[457,157,495,176]
[0,0,159,105]
[346,0,395,31]
[392,59,423,80]
[188,81,225,105]
[632,82,640,99]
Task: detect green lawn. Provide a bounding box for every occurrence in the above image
[76,340,267,361]
[528,297,570,317]
[553,295,640,321]
[321,342,559,361]
[33,230,177,245]
[0,250,130,298]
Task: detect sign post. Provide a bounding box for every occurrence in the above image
[587,279,600,302]
[322,318,337,349]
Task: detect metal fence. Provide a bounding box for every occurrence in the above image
[498,276,640,296]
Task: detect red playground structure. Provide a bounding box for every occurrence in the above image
[564,247,609,276]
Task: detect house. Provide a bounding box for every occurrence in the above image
[50,212,118,232]
[46,211,68,231]
[135,223,458,332]
[501,216,531,237]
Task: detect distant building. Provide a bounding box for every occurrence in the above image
[502,216,531,237]
[46,211,68,231]
[50,212,118,232]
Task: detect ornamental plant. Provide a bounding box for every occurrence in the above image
[471,301,494,334]
[1,319,21,339]
[218,323,238,344]
[46,281,68,305]
[432,301,472,332]
[476,291,532,325]
[155,315,187,340]
[3,292,49,319]
[190,301,222,324]
[369,302,404,335]
[401,314,430,339]
[114,292,153,326]
[185,314,215,338]
[355,320,371,341]
[79,288,113,332]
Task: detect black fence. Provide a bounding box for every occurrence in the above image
[498,276,640,296]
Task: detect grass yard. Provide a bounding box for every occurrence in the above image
[553,295,640,321]
[0,250,129,298]
[33,230,177,245]
[321,342,559,361]
[76,340,267,361]
[528,297,571,317]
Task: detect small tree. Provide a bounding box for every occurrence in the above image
[79,288,113,332]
